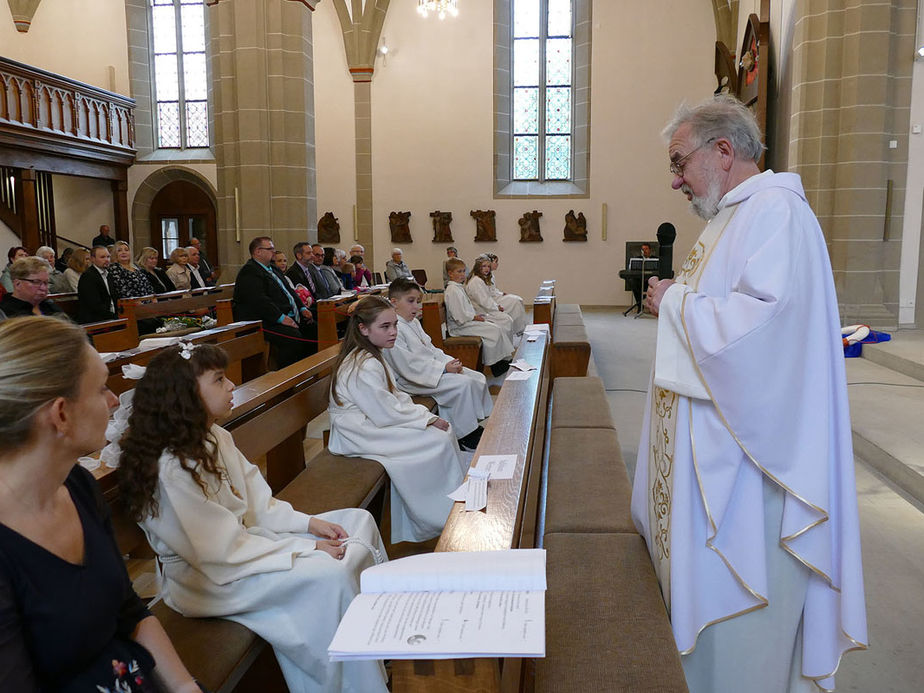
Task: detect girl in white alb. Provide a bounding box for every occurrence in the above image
[328,295,467,543]
[119,343,388,693]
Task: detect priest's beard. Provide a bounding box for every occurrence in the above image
[683,172,723,220]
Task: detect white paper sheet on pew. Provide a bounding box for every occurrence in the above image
[474,454,517,479]
[526,334,539,342]
[135,336,182,353]
[504,370,532,381]
[448,472,488,511]
[97,352,121,363]
[524,323,550,333]
[510,359,536,372]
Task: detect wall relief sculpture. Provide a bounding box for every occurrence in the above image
[470,209,497,242]
[317,211,340,244]
[518,210,543,242]
[563,210,587,242]
[389,211,412,243]
[430,210,454,243]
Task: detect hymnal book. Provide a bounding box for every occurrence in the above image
[328,549,546,661]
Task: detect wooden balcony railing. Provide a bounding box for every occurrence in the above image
[0,56,135,167]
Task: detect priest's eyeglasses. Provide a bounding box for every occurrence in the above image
[669,138,716,177]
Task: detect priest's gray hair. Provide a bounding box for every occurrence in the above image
[663,95,765,163]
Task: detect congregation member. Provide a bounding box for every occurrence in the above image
[329,247,353,290]
[328,296,466,543]
[119,343,387,693]
[350,255,372,288]
[442,246,458,287]
[444,258,512,376]
[1,246,28,293]
[466,257,526,335]
[55,246,72,273]
[313,244,343,296]
[77,245,118,324]
[634,95,867,693]
[137,246,176,293]
[339,261,355,290]
[63,247,91,292]
[91,223,115,247]
[234,236,317,366]
[166,247,199,291]
[348,243,365,260]
[35,246,70,294]
[384,278,492,451]
[0,317,200,692]
[273,249,312,308]
[188,237,218,285]
[108,241,156,299]
[186,245,208,289]
[286,241,329,303]
[0,257,65,318]
[384,247,413,282]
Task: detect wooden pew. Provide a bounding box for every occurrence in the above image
[391,331,552,693]
[118,284,235,344]
[84,318,134,352]
[420,298,483,372]
[104,321,267,395]
[530,281,591,379]
[46,290,79,320]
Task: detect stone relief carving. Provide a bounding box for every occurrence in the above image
[430,210,454,243]
[389,211,412,243]
[470,209,497,242]
[317,212,340,244]
[563,210,587,242]
[518,210,543,243]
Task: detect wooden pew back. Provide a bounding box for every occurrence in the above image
[118,284,235,343]
[420,298,482,372]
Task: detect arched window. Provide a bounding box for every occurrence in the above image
[512,0,572,181]
[495,0,590,197]
[150,0,210,149]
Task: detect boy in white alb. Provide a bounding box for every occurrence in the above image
[443,258,513,376]
[384,278,494,451]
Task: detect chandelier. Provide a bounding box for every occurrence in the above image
[417,0,459,20]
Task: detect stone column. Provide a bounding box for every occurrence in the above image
[208,0,319,275]
[788,0,915,328]
[330,0,390,265]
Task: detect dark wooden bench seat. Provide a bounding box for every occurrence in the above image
[536,532,688,692]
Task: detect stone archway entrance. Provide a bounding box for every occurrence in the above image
[131,167,218,263]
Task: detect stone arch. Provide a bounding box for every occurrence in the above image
[131,166,218,254]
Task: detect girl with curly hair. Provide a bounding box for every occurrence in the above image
[328,295,466,543]
[119,343,387,693]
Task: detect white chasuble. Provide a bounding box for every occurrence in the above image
[383,315,493,437]
[630,171,867,691]
[328,352,467,543]
[141,424,388,693]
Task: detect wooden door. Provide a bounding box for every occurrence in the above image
[149,181,217,265]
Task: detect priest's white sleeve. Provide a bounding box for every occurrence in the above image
[654,283,710,399]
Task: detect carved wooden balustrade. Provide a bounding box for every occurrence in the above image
[0,56,135,167]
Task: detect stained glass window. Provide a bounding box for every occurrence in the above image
[151,0,209,149]
[512,0,572,181]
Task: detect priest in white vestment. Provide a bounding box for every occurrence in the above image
[632,96,867,693]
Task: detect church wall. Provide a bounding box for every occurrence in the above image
[313,0,716,305]
[52,176,116,247]
[0,0,130,95]
[1,219,18,254]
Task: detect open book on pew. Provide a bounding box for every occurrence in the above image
[329,549,546,661]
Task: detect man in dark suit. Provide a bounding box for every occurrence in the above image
[77,246,118,324]
[286,241,333,303]
[233,236,317,367]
